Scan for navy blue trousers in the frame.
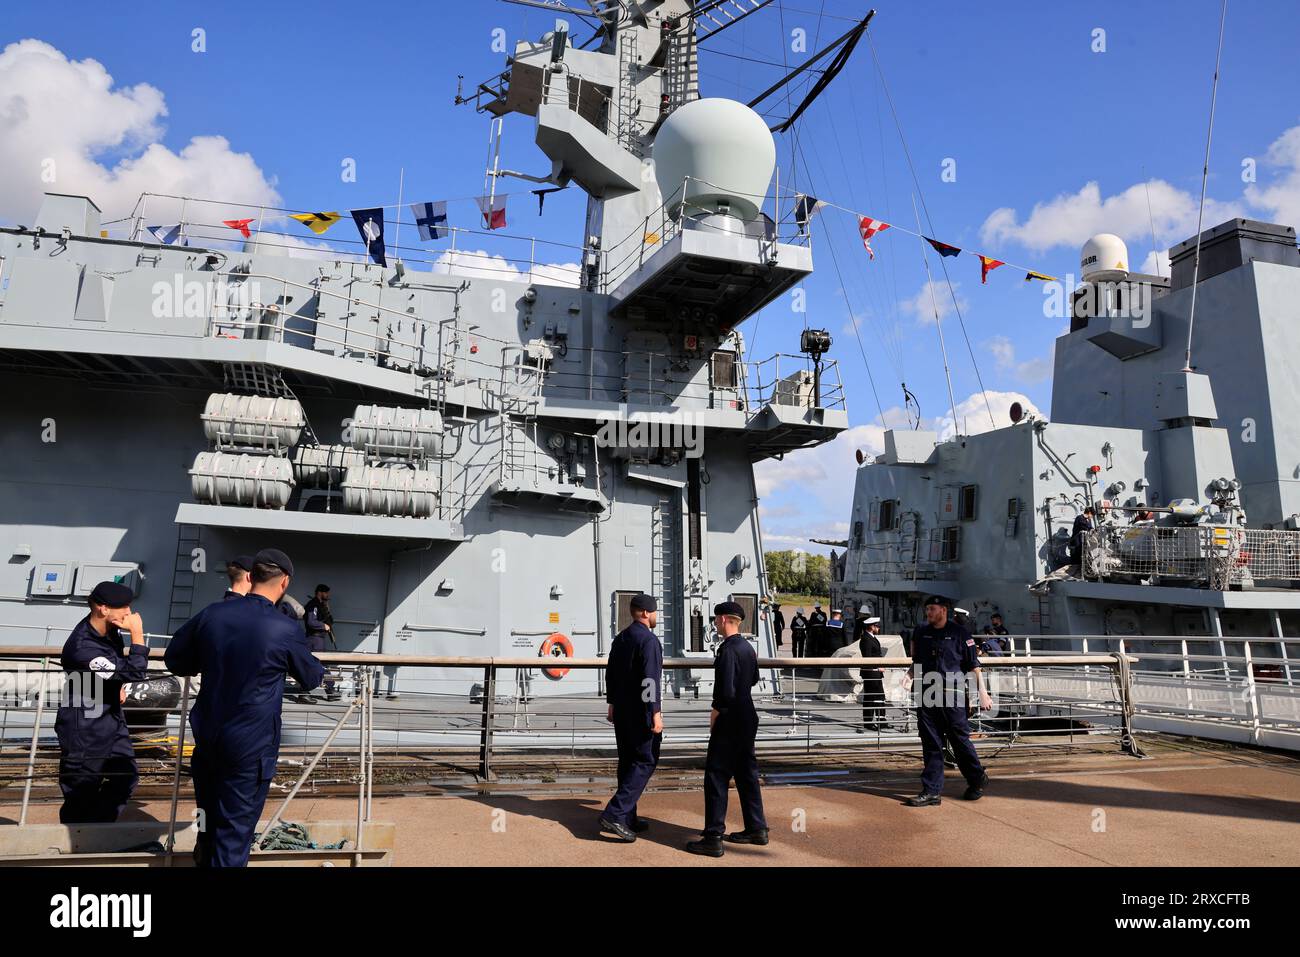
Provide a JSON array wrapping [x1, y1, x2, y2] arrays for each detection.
[[191, 749, 275, 867], [59, 753, 138, 824], [917, 705, 984, 793], [604, 722, 661, 825], [703, 717, 766, 837]]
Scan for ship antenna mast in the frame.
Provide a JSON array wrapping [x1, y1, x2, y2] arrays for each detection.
[[1182, 0, 1228, 373]]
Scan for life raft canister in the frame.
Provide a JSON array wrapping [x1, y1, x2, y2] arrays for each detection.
[[539, 632, 574, 679]]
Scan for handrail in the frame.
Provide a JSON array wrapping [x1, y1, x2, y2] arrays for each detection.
[[0, 646, 1127, 668]]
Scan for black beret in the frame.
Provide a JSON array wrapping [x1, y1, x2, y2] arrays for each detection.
[[89, 581, 133, 608], [315, 584, 331, 593], [924, 594, 953, 609], [714, 601, 745, 621], [255, 547, 295, 578], [629, 593, 657, 613], [228, 554, 256, 573]]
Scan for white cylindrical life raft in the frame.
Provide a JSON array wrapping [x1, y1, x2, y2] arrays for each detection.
[[201, 393, 305, 450], [190, 451, 295, 508], [342, 465, 438, 517], [349, 404, 442, 458]]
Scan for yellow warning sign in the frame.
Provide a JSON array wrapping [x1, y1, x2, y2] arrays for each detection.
[[548, 612, 560, 624]]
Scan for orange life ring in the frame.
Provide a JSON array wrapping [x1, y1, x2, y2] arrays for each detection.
[[539, 632, 574, 679]]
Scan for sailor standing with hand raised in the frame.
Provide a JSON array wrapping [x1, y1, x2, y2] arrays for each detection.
[[687, 602, 768, 858], [55, 581, 150, 824]]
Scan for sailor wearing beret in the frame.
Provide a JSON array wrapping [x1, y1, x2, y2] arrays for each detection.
[[55, 580, 150, 824], [166, 547, 325, 866], [598, 592, 664, 842], [687, 601, 768, 857]]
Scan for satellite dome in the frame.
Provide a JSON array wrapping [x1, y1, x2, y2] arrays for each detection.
[[652, 98, 776, 223], [1080, 233, 1130, 282]]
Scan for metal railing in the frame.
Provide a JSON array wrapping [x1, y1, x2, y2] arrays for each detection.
[[109, 192, 592, 287], [1084, 524, 1300, 589], [600, 175, 814, 294], [1004, 634, 1300, 749], [0, 645, 1144, 863]]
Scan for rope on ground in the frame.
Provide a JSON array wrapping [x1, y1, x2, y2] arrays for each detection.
[[255, 821, 348, 851]]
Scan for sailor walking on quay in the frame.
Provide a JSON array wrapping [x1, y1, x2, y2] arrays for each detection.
[[222, 555, 254, 600], [55, 582, 150, 824], [599, 593, 664, 842], [906, 595, 990, 806], [165, 548, 324, 866], [687, 602, 768, 857]]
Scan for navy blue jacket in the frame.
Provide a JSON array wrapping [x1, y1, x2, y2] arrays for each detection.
[[712, 634, 759, 726], [911, 621, 980, 676], [605, 620, 662, 728], [55, 617, 150, 759], [165, 594, 325, 770]]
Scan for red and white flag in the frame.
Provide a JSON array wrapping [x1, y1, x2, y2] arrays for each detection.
[[858, 216, 891, 259], [475, 195, 507, 231]]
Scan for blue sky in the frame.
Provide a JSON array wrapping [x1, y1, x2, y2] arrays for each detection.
[[4, 0, 1298, 551]]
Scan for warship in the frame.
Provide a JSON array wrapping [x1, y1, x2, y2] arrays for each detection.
[[832, 220, 1300, 747], [0, 0, 849, 704]]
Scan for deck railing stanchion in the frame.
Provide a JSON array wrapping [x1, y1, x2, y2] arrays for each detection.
[[18, 657, 50, 826], [479, 663, 497, 781], [164, 676, 193, 866]]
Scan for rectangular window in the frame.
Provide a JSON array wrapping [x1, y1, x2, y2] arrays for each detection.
[[877, 499, 899, 531], [940, 526, 962, 562], [730, 593, 758, 636], [959, 484, 978, 521]]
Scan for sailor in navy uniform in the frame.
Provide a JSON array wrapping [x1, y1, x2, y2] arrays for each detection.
[[165, 548, 324, 867], [598, 592, 663, 842], [906, 595, 990, 806], [55, 581, 150, 824], [222, 555, 255, 600], [856, 615, 887, 731], [687, 601, 768, 857]]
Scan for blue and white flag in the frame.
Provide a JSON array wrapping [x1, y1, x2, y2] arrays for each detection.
[[410, 201, 448, 242], [351, 208, 387, 266], [146, 224, 182, 245]]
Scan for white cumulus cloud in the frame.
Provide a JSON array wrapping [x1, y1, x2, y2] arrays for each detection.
[[432, 248, 581, 286], [900, 279, 969, 326], [0, 39, 280, 226]]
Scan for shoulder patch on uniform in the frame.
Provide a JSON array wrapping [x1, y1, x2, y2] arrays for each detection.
[[89, 655, 116, 675], [965, 639, 975, 647]]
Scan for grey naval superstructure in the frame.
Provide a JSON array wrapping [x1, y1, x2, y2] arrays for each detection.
[[835, 219, 1300, 710], [0, 1, 846, 701]]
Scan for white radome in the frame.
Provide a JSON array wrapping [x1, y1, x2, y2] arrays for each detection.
[[652, 98, 776, 222], [1080, 233, 1130, 282]]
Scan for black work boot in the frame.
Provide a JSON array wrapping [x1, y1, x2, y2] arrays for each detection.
[[905, 791, 942, 807], [726, 827, 769, 846], [686, 835, 725, 857], [963, 772, 989, 801]]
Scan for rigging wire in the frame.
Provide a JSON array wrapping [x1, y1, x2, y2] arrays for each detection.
[[864, 28, 997, 430], [913, 192, 961, 439], [795, 138, 888, 428]]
